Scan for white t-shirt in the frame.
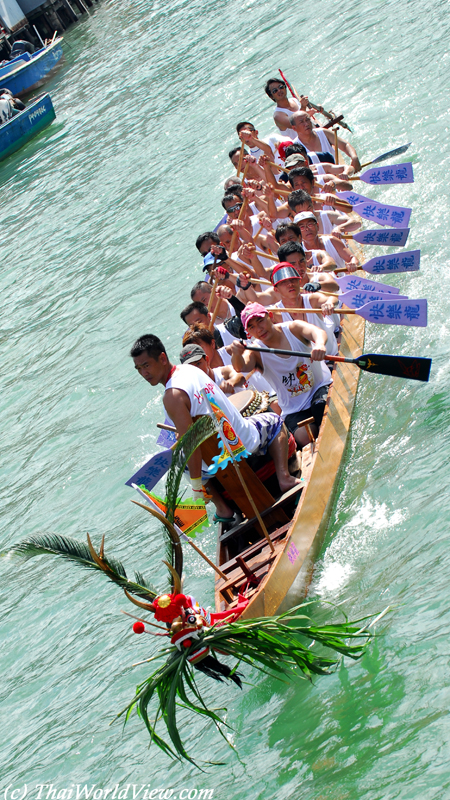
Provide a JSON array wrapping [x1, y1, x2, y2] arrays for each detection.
[[165, 364, 260, 453]]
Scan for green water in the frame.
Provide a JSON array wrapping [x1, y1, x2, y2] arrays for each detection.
[[1, 0, 449, 797]]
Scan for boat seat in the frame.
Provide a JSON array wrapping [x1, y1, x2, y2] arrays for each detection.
[[219, 483, 305, 546]]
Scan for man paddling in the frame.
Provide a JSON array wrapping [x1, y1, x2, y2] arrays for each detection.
[[229, 304, 332, 448], [289, 111, 361, 172], [294, 211, 359, 271], [131, 334, 301, 524]]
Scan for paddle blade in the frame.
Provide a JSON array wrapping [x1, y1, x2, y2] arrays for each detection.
[[341, 290, 407, 309], [125, 449, 173, 490], [363, 143, 412, 168], [354, 353, 431, 382], [352, 228, 410, 246], [359, 162, 414, 185], [357, 298, 427, 327], [336, 275, 400, 294], [352, 200, 411, 229], [362, 249, 420, 275], [336, 190, 373, 205]]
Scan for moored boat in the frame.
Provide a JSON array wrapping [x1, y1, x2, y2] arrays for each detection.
[[0, 92, 55, 161], [0, 38, 63, 97]]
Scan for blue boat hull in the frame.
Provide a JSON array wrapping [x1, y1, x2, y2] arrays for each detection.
[[0, 40, 63, 97], [0, 94, 55, 162]]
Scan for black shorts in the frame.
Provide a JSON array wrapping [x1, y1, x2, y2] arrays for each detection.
[[284, 384, 330, 434]]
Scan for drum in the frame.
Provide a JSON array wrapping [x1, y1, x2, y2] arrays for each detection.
[[228, 388, 271, 417]]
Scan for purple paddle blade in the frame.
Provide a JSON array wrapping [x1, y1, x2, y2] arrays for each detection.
[[352, 228, 410, 246], [362, 249, 420, 275], [340, 290, 407, 309], [125, 448, 173, 490], [352, 200, 411, 229], [336, 275, 400, 294], [356, 298, 427, 327], [358, 162, 414, 185], [336, 190, 373, 205]]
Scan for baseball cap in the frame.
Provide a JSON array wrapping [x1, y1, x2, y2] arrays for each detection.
[[241, 302, 268, 331], [285, 154, 307, 169], [271, 262, 302, 286], [294, 211, 318, 224], [179, 344, 206, 364]]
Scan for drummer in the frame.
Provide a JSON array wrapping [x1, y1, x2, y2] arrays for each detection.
[[229, 303, 332, 448]]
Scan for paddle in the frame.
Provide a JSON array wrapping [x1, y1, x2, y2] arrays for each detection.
[[335, 249, 420, 276], [342, 228, 410, 246], [353, 200, 411, 228], [360, 143, 411, 170], [278, 68, 353, 132], [336, 274, 400, 293], [331, 289, 408, 308], [125, 449, 173, 492], [242, 343, 431, 382], [350, 162, 414, 185], [265, 297, 427, 327]]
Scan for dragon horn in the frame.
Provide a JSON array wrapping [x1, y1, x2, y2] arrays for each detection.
[[162, 560, 182, 595], [86, 533, 115, 575], [124, 588, 156, 612]]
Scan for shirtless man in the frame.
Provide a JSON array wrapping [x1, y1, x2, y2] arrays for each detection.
[[289, 111, 361, 173], [294, 212, 359, 272], [131, 334, 300, 524], [229, 304, 332, 447]]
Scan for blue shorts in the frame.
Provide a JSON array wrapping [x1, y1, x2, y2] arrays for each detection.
[[247, 411, 283, 456]]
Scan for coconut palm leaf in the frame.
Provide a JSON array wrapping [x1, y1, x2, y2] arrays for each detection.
[[9, 533, 158, 601], [117, 604, 375, 766], [165, 415, 216, 524]]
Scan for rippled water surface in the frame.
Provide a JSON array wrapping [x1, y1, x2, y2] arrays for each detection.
[[1, 0, 450, 797]]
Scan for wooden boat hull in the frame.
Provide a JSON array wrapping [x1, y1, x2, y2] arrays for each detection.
[[0, 40, 63, 97], [214, 312, 365, 618], [0, 94, 55, 162]]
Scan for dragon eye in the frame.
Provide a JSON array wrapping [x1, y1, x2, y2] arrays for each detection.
[[186, 614, 197, 624]]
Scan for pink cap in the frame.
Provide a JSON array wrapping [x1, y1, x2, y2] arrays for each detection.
[[241, 302, 268, 331]]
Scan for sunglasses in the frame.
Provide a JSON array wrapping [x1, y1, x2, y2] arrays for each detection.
[[270, 84, 286, 95], [226, 203, 243, 213]]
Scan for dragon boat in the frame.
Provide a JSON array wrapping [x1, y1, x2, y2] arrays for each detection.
[[203, 313, 365, 618]]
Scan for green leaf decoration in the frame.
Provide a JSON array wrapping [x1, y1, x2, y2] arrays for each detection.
[[117, 604, 374, 766], [165, 416, 216, 524], [9, 533, 158, 601]]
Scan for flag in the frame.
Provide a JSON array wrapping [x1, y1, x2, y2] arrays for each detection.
[[201, 389, 250, 475], [134, 485, 208, 538]]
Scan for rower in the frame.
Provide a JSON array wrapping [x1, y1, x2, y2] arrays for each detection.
[[289, 111, 361, 173], [190, 281, 245, 325], [182, 322, 276, 397], [180, 299, 244, 346], [228, 146, 265, 182], [179, 340, 247, 395], [277, 238, 338, 279], [236, 120, 286, 165], [265, 78, 307, 139], [131, 334, 301, 524], [290, 189, 360, 237], [229, 303, 332, 448], [294, 212, 359, 272], [195, 231, 221, 256]]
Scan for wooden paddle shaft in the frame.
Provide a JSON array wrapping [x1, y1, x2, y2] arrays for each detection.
[[254, 249, 279, 262], [267, 306, 352, 315], [209, 295, 222, 330], [236, 141, 245, 177], [207, 273, 220, 313], [228, 197, 249, 256], [334, 127, 339, 164]]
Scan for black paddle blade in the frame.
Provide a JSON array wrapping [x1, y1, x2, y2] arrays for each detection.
[[354, 352, 431, 382], [369, 142, 412, 166]]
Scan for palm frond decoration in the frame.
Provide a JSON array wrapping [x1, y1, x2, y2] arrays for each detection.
[[130, 500, 183, 592], [9, 533, 158, 601], [165, 415, 216, 524], [117, 605, 374, 766]]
